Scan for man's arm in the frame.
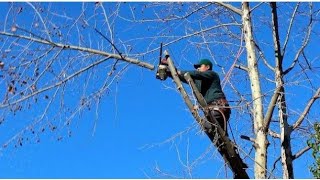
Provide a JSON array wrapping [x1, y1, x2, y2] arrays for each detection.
[[180, 70, 215, 80], [166, 69, 188, 83]]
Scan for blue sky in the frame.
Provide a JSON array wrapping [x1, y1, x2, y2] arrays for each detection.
[[0, 2, 319, 178]]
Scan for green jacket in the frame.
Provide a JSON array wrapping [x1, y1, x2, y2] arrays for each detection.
[[179, 70, 226, 104]]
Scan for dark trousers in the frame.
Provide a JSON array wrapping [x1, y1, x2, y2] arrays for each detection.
[[207, 99, 231, 136], [209, 108, 230, 135]]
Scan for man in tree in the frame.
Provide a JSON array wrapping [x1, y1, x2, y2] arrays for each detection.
[[163, 58, 231, 135]]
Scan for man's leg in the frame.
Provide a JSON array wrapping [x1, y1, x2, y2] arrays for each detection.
[[210, 110, 228, 136]]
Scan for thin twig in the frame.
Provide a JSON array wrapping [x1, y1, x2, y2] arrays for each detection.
[[283, 4, 313, 75], [0, 57, 111, 109], [282, 3, 300, 56], [94, 28, 123, 70], [26, 2, 52, 42], [269, 156, 281, 179], [139, 23, 241, 56]]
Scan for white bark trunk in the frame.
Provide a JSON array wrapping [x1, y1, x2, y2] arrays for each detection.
[[242, 2, 267, 178]]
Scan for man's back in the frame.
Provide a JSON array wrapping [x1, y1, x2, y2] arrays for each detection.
[[180, 70, 226, 104]]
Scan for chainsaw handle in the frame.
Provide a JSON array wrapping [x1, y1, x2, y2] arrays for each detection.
[[158, 43, 163, 65]]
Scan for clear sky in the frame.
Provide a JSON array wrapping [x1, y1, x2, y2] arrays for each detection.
[[0, 2, 318, 179]]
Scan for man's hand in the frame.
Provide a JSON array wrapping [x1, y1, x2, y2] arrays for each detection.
[[161, 59, 168, 65], [160, 55, 170, 65]]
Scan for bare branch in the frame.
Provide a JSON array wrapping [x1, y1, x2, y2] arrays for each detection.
[[3, 3, 13, 32], [234, 64, 249, 72], [270, 2, 283, 67], [237, 145, 276, 178], [254, 42, 275, 71], [0, 31, 155, 70], [26, 2, 52, 42], [119, 3, 214, 23], [140, 23, 241, 55], [214, 2, 243, 16], [282, 3, 300, 56], [292, 88, 320, 130], [0, 57, 111, 109], [240, 135, 255, 143], [164, 50, 203, 123], [0, 86, 61, 152], [263, 86, 282, 132], [292, 146, 311, 160], [269, 130, 280, 138], [100, 2, 115, 53], [250, 2, 265, 12], [283, 4, 313, 75], [269, 156, 281, 179]]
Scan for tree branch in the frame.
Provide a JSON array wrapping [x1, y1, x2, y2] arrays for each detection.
[[250, 2, 265, 13], [140, 23, 241, 55], [26, 2, 52, 42], [292, 88, 320, 130], [269, 129, 280, 138], [119, 3, 214, 23], [0, 31, 155, 70], [292, 146, 311, 160], [240, 135, 255, 143], [0, 57, 111, 109], [234, 64, 249, 72], [282, 3, 300, 56], [269, 156, 281, 179], [254, 42, 275, 71], [263, 86, 282, 132], [283, 4, 313, 75], [164, 51, 203, 124], [214, 2, 243, 16]]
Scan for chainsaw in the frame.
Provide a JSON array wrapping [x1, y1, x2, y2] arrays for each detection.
[[155, 43, 169, 80]]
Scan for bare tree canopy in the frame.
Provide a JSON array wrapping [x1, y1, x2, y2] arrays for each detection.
[[0, 2, 319, 178]]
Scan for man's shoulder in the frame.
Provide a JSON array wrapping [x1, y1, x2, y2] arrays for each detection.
[[208, 70, 219, 76], [181, 70, 217, 78], [204, 70, 217, 76]]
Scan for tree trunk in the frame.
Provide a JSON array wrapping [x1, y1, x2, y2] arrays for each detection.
[[278, 91, 294, 179], [270, 2, 294, 178], [242, 2, 267, 178]]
